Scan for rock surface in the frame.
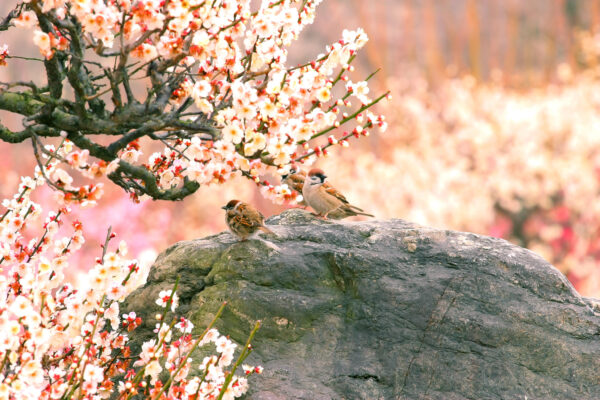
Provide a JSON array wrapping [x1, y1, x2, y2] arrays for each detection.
[[125, 210, 600, 400]]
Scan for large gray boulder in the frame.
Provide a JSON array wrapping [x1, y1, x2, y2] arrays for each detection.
[[125, 210, 600, 399]]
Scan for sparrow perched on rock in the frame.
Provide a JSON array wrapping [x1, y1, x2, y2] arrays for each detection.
[[222, 200, 274, 241], [282, 167, 363, 218], [281, 167, 308, 206], [302, 168, 374, 219]]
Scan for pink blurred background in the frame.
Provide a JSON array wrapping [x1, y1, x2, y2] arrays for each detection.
[[3, 0, 600, 296]]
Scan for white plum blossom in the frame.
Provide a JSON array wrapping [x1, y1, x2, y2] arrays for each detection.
[[83, 365, 104, 385], [10, 296, 32, 318], [175, 318, 194, 334], [222, 123, 245, 144], [156, 289, 179, 311], [348, 80, 371, 104], [144, 360, 162, 384]]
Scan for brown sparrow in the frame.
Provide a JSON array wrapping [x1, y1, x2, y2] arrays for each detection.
[[302, 168, 374, 219], [282, 167, 355, 217], [281, 167, 308, 207], [222, 200, 274, 241], [282, 166, 306, 193]]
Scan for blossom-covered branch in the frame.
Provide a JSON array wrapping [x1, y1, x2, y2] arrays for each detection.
[[0, 163, 262, 399], [0, 0, 387, 203]]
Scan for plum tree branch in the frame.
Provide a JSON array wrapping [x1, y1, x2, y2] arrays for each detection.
[[0, 1, 385, 203], [0, 5, 22, 32]]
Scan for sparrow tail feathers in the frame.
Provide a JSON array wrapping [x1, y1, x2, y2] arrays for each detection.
[[256, 237, 281, 251], [259, 226, 275, 235]]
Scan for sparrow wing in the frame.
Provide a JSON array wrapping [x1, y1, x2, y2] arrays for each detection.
[[316, 185, 345, 209], [323, 182, 350, 205], [235, 203, 265, 227], [226, 209, 241, 225], [286, 173, 305, 192], [322, 182, 370, 214]]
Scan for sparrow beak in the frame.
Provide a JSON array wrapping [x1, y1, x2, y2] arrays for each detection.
[[221, 205, 227, 210]]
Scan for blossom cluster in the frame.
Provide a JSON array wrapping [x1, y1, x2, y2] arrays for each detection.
[[0, 158, 260, 399], [0, 44, 7, 66], [4, 0, 387, 203], [28, 136, 117, 205]]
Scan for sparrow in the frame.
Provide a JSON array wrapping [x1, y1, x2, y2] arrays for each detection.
[[281, 166, 355, 217], [281, 167, 308, 207], [221, 199, 274, 241], [282, 166, 306, 193], [302, 168, 374, 219]]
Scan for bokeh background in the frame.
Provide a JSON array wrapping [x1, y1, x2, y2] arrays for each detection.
[[3, 0, 600, 296]]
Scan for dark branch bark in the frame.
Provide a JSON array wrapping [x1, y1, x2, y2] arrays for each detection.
[[0, 91, 118, 134], [0, 5, 22, 32], [32, 6, 64, 99], [109, 163, 200, 201], [106, 121, 165, 155], [68, 131, 201, 200], [67, 131, 116, 161], [0, 124, 30, 143]]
